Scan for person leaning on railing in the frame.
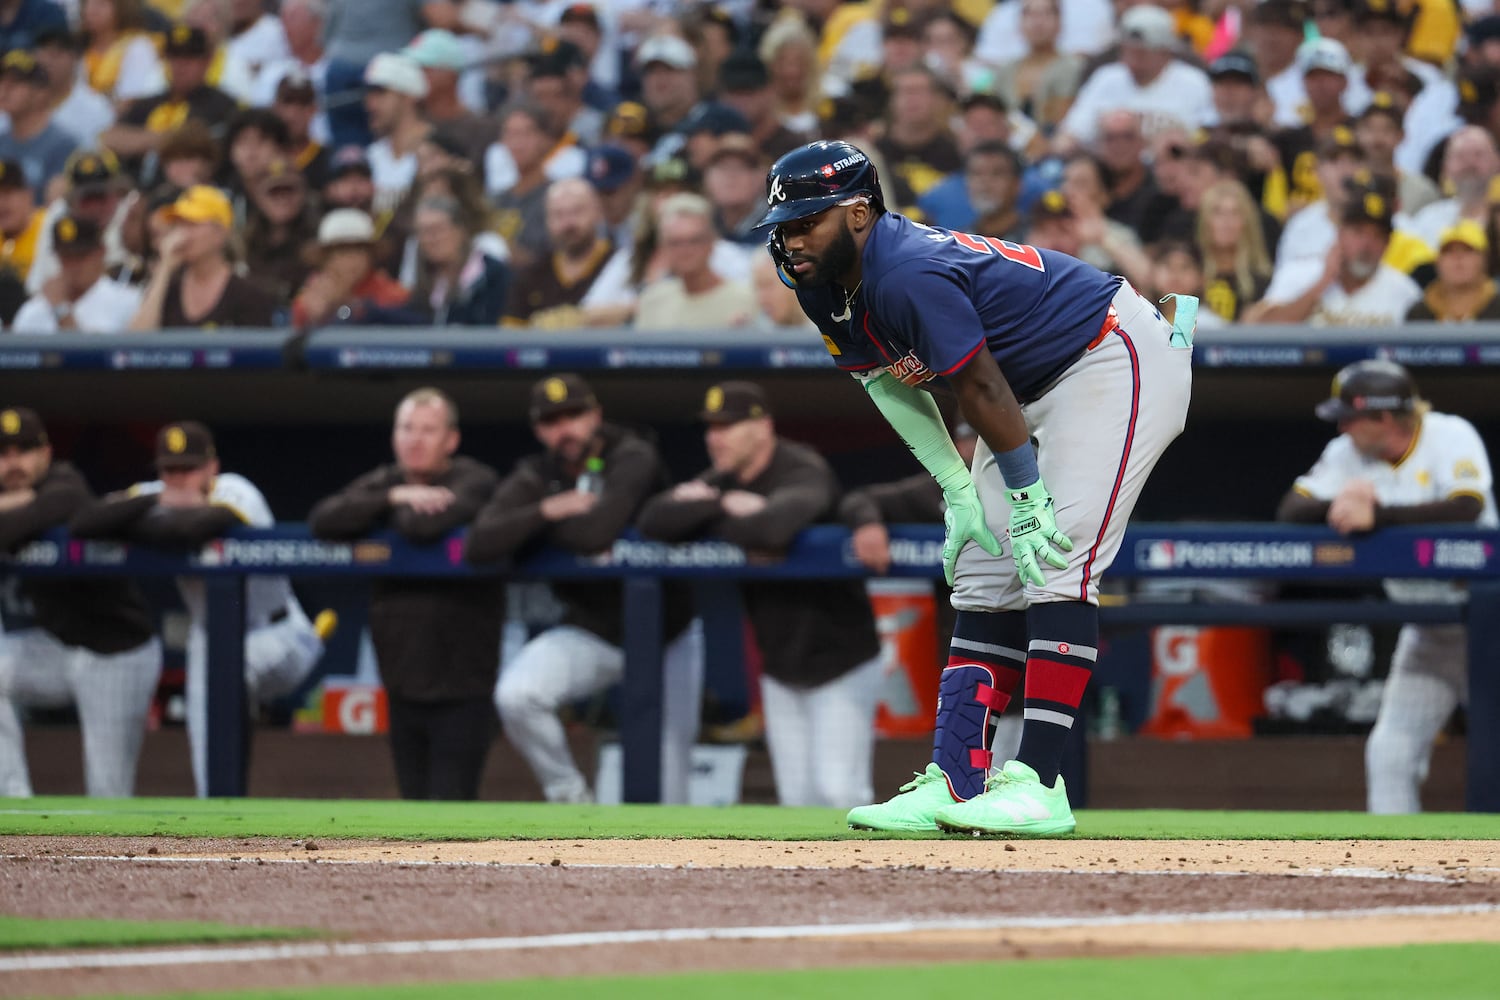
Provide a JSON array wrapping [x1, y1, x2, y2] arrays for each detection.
[[307, 387, 502, 802], [637, 381, 884, 811], [466, 374, 700, 805], [0, 407, 161, 799], [69, 420, 333, 798], [1277, 360, 1497, 814]]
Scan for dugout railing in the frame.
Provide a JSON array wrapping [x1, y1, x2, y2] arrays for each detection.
[[4, 522, 1498, 811]]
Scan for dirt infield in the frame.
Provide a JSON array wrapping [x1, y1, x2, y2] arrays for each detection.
[[5, 836, 1500, 998]]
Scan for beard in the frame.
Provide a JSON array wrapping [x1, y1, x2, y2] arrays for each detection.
[[795, 222, 859, 288], [1346, 257, 1378, 281]]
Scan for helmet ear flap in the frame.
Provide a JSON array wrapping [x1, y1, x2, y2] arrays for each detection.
[[767, 229, 798, 288]]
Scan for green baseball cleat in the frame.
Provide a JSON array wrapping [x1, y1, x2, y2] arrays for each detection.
[[933, 759, 1077, 836], [846, 763, 956, 832]]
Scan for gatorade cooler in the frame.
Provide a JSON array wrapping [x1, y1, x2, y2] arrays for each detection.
[[1140, 626, 1273, 739], [867, 579, 940, 737], [321, 681, 389, 734]]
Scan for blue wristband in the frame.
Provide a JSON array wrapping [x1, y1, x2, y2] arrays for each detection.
[[995, 442, 1039, 490]]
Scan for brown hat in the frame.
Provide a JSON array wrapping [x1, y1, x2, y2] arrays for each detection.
[[52, 214, 102, 256], [0, 407, 46, 450], [163, 23, 211, 59], [1341, 182, 1395, 229], [606, 100, 656, 141], [0, 159, 28, 192], [700, 381, 771, 424], [66, 149, 121, 192], [529, 373, 598, 421], [155, 420, 216, 469]]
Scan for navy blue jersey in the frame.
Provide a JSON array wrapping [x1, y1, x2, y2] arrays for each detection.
[[799, 213, 1122, 399]]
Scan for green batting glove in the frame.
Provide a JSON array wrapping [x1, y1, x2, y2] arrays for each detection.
[[1007, 478, 1074, 587], [941, 481, 1003, 587]]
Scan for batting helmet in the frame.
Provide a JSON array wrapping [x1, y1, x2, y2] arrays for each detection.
[[1315, 359, 1421, 422], [753, 140, 884, 232]]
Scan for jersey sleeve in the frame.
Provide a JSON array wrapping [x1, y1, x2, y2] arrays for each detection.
[[1432, 418, 1493, 505], [868, 259, 988, 377], [1293, 437, 1358, 501], [212, 474, 275, 528]]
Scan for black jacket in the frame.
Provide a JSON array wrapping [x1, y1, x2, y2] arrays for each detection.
[[0, 462, 155, 654], [638, 440, 880, 687], [308, 455, 503, 701], [466, 423, 693, 645]]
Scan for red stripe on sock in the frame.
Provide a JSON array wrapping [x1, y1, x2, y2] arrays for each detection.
[[1024, 660, 1093, 708]]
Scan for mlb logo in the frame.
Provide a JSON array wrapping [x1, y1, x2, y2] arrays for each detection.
[[821, 164, 835, 177], [1139, 540, 1175, 570]]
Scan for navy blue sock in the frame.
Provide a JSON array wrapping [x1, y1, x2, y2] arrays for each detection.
[[1016, 601, 1098, 788]]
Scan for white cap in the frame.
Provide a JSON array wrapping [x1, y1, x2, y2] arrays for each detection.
[[402, 28, 467, 71], [364, 52, 428, 98], [1299, 37, 1351, 77], [635, 33, 696, 71], [1119, 5, 1178, 49], [318, 208, 377, 247]]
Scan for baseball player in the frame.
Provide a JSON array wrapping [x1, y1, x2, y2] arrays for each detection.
[[70, 421, 331, 797], [467, 374, 702, 805], [639, 381, 884, 808], [0, 407, 161, 797], [1278, 361, 1496, 813], [759, 140, 1195, 835]]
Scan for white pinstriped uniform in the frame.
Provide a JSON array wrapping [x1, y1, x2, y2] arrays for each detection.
[[132, 473, 325, 797], [0, 597, 162, 797], [1293, 410, 1497, 813]]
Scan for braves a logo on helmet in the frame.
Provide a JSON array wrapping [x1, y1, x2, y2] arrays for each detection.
[[767, 175, 787, 205]]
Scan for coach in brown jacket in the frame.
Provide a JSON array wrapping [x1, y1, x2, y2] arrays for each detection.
[[638, 381, 882, 808], [308, 388, 502, 801], [467, 374, 699, 804]]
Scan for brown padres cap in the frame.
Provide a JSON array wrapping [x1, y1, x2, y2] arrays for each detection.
[[529, 373, 599, 421], [0, 407, 46, 450], [53, 214, 103, 255], [700, 381, 771, 424], [155, 420, 216, 469]]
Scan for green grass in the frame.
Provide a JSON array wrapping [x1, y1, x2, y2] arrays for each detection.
[[70, 944, 1500, 1000], [2, 796, 1499, 841], [0, 915, 318, 951]]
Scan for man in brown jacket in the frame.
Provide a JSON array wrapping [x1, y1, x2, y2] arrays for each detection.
[[638, 381, 883, 808], [0, 407, 161, 798], [466, 374, 700, 804], [308, 388, 502, 801]]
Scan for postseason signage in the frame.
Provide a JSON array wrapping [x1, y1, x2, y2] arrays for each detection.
[[1129, 528, 1500, 579], [4, 526, 1497, 582]]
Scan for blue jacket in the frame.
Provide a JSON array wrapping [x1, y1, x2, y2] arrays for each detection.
[[432, 254, 510, 326]]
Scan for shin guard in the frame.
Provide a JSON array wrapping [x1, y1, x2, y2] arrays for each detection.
[[932, 663, 1006, 801]]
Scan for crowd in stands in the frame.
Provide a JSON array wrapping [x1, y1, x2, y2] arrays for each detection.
[[0, 0, 1498, 334]]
